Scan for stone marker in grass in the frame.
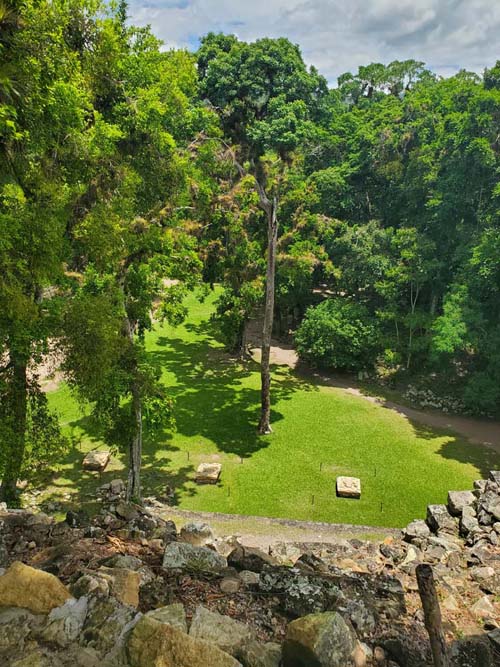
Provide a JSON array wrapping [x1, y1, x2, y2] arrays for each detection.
[[82, 450, 110, 472], [195, 463, 222, 485], [336, 476, 361, 499]]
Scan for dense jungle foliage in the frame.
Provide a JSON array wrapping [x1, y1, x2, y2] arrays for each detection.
[[1, 0, 499, 501]]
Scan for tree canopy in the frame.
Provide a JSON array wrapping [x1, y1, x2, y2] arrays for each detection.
[[1, 7, 500, 504]]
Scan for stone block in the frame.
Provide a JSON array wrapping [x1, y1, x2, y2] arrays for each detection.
[[189, 605, 253, 655], [96, 567, 141, 607], [336, 476, 361, 499], [195, 463, 221, 484], [82, 450, 110, 472], [146, 603, 188, 633]]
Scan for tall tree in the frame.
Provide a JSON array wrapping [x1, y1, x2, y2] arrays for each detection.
[[0, 0, 95, 503], [61, 27, 212, 501], [197, 33, 328, 432]]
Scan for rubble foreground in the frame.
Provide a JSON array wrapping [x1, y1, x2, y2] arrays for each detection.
[[0, 472, 499, 666]]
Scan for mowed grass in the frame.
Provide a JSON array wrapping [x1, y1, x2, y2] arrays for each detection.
[[46, 289, 500, 528]]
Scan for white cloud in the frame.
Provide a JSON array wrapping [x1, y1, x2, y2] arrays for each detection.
[[128, 0, 500, 83]]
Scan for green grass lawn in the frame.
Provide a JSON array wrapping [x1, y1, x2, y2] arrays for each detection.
[[46, 289, 500, 528]]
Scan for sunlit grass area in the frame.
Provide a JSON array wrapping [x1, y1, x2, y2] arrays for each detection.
[[46, 289, 500, 528]]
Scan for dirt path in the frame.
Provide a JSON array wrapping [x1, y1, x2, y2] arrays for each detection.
[[307, 369, 500, 454], [152, 505, 398, 550], [250, 337, 500, 455]]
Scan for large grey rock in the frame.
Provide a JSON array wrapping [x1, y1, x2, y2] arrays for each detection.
[[82, 594, 138, 658], [282, 612, 356, 667], [447, 491, 476, 516], [470, 595, 496, 619], [426, 504, 456, 534], [180, 522, 214, 547], [470, 566, 500, 595], [479, 488, 500, 522], [146, 603, 187, 632], [259, 565, 405, 634], [82, 450, 110, 472], [403, 520, 430, 541], [259, 566, 344, 618], [427, 535, 461, 553], [474, 480, 487, 494], [489, 470, 500, 485], [460, 513, 481, 537], [42, 596, 88, 647], [486, 499, 500, 522], [162, 542, 227, 573], [477, 509, 494, 526], [115, 501, 140, 522], [189, 606, 253, 656]]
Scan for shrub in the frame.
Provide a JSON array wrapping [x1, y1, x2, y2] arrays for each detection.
[[295, 298, 379, 371], [463, 372, 500, 417]]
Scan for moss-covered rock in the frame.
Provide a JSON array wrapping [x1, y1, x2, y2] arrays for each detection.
[[282, 612, 356, 667], [0, 562, 72, 614], [127, 615, 242, 667]]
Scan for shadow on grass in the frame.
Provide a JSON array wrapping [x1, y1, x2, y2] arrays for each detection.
[[37, 316, 315, 512], [436, 437, 500, 480], [295, 363, 500, 480], [37, 430, 199, 514], [147, 320, 313, 459]]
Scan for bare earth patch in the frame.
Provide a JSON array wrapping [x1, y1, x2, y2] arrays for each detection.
[[154, 506, 398, 552]]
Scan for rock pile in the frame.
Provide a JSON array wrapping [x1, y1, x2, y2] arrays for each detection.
[[0, 471, 498, 666], [402, 470, 500, 597]]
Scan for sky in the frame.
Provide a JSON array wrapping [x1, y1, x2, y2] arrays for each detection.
[[127, 0, 500, 84]]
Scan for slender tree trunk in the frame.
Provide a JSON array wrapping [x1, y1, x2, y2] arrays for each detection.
[[430, 293, 437, 316], [258, 198, 278, 435], [124, 316, 142, 503], [407, 328, 413, 370], [0, 357, 28, 506], [407, 282, 420, 370], [127, 377, 142, 502], [239, 319, 248, 361]]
